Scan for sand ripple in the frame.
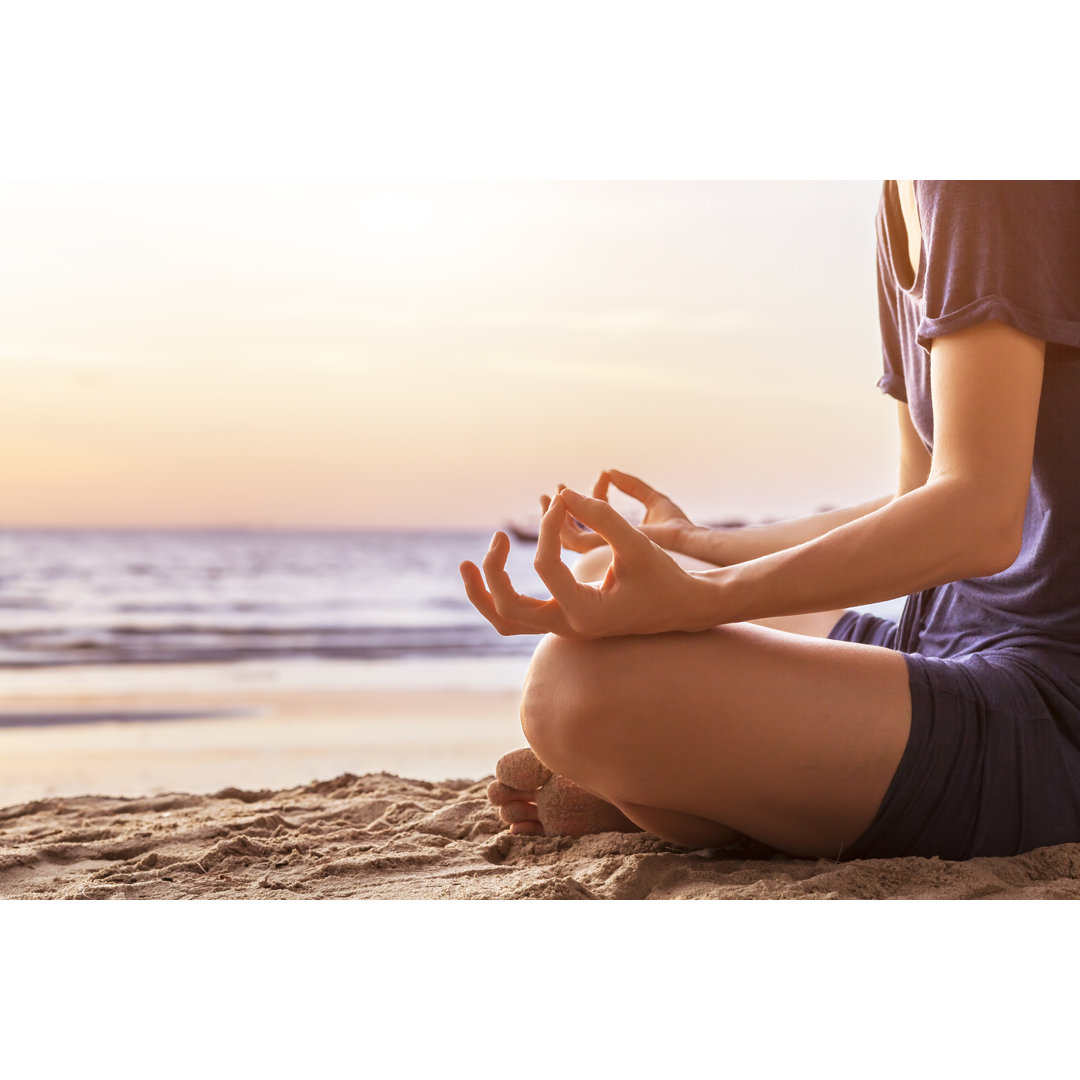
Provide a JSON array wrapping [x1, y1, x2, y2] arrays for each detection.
[[3, 773, 1080, 899]]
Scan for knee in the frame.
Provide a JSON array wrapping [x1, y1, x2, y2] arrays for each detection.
[[519, 634, 611, 777], [571, 545, 613, 584]]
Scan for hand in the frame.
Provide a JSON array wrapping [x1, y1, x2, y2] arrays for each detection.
[[538, 486, 606, 554], [460, 488, 716, 639], [594, 469, 697, 551], [539, 470, 698, 555]]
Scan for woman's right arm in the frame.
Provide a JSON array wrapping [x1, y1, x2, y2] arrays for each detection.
[[604, 402, 933, 567]]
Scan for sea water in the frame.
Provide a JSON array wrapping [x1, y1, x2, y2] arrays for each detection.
[[0, 527, 905, 699], [0, 528, 546, 696]]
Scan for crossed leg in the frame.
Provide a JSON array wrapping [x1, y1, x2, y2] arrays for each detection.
[[515, 625, 911, 857], [487, 548, 911, 858]]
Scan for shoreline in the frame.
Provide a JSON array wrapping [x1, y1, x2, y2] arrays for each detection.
[[0, 681, 524, 808]]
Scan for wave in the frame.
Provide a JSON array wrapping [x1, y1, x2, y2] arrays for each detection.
[[0, 527, 550, 669], [0, 622, 536, 667]]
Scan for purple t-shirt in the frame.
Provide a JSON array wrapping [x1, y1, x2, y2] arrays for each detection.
[[876, 180, 1080, 660]]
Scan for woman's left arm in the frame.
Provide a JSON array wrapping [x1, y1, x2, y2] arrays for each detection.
[[463, 320, 1045, 638], [694, 319, 1046, 625]]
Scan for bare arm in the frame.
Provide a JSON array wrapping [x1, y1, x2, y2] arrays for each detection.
[[463, 320, 1044, 641], [595, 401, 929, 568], [675, 494, 893, 566], [693, 320, 1044, 624]]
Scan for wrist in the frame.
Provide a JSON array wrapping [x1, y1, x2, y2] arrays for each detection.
[[674, 522, 708, 556], [681, 523, 734, 566], [684, 565, 737, 630]]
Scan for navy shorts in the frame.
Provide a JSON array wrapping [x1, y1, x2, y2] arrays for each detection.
[[829, 611, 1080, 860]]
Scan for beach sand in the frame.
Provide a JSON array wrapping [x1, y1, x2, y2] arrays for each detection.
[[4, 682, 1080, 899], [5, 767, 1080, 899], [2, 685, 1080, 898]]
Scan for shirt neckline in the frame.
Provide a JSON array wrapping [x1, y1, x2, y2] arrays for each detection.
[[883, 180, 925, 298]]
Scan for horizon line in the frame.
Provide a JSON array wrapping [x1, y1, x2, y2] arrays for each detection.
[[0, 521, 504, 534]]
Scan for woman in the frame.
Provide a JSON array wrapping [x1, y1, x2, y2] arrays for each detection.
[[460, 181, 1080, 861]]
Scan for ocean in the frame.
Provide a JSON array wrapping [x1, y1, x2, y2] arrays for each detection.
[[0, 528, 546, 696], [0, 526, 906, 699]]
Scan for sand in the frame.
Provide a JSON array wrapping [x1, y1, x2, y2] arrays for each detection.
[[5, 768, 1080, 899], [4, 680, 1080, 899]]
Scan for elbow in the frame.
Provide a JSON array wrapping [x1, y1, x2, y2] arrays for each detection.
[[969, 513, 1025, 578], [925, 475, 1026, 580], [972, 537, 1021, 579]]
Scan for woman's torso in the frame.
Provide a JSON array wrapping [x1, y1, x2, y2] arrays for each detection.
[[876, 180, 1080, 671]]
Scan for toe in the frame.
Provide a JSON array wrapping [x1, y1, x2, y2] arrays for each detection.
[[499, 801, 540, 825], [495, 747, 554, 791], [509, 820, 545, 836], [487, 779, 537, 806]]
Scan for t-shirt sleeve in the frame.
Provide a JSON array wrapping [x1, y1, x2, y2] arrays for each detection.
[[915, 181, 1080, 352]]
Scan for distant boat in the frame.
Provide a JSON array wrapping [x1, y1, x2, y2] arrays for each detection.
[[505, 521, 539, 543], [505, 515, 756, 544]]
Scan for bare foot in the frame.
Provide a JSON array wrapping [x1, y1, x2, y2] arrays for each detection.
[[487, 747, 642, 837]]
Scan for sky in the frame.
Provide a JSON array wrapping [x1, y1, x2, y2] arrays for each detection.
[[0, 180, 899, 529], [0, 3, 1068, 533]]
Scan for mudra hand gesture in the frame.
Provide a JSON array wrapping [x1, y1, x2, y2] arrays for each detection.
[[543, 469, 698, 554], [460, 486, 713, 640]]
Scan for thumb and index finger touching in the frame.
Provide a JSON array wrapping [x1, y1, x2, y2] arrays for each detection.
[[540, 469, 666, 556], [532, 488, 654, 608], [598, 468, 666, 510], [555, 488, 654, 558]]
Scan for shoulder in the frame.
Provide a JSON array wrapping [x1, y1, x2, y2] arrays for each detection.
[[916, 181, 1080, 244], [914, 182, 1080, 350]]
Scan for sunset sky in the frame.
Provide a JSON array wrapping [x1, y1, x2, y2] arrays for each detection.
[[0, 180, 896, 529]]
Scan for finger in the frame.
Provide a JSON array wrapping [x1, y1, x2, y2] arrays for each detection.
[[558, 488, 654, 557], [561, 528, 607, 553], [534, 496, 588, 600], [460, 559, 505, 626], [464, 549, 550, 636], [543, 490, 582, 534], [481, 532, 520, 613], [548, 492, 583, 549], [553, 484, 586, 530], [463, 554, 568, 638], [555, 483, 591, 533], [460, 559, 519, 635], [482, 533, 567, 633], [592, 470, 612, 502], [605, 468, 664, 509], [544, 490, 595, 549]]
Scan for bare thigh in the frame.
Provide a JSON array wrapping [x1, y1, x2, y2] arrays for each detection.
[[520, 624, 911, 858]]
